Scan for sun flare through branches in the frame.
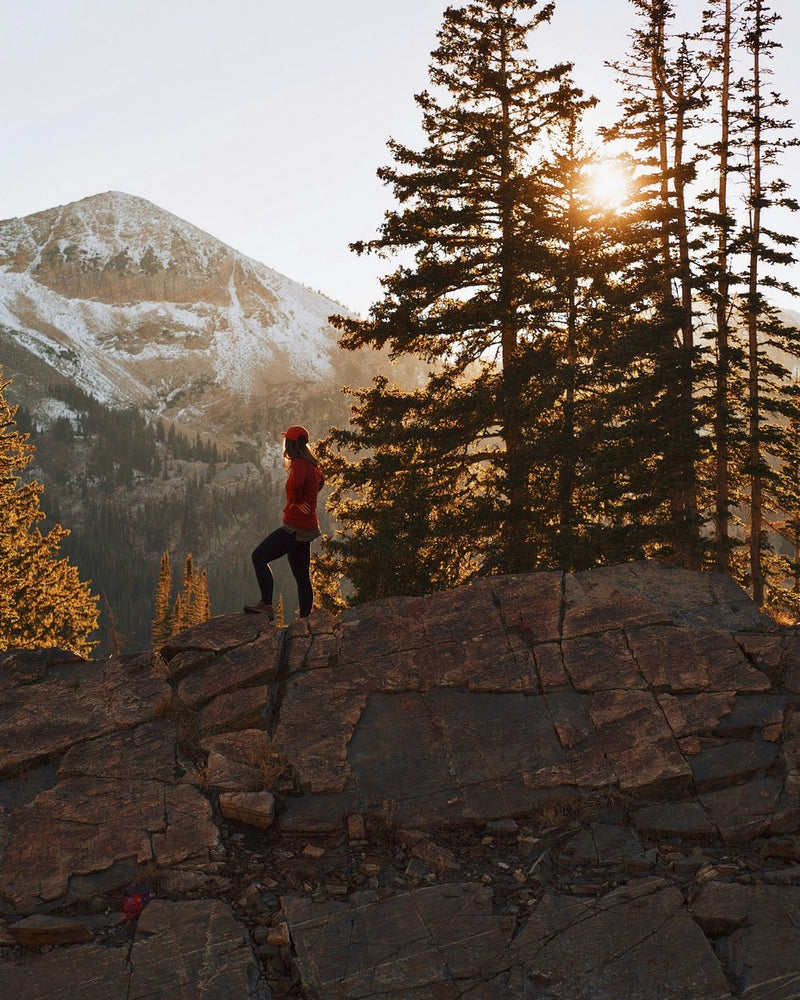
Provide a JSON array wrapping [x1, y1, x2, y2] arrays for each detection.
[[585, 159, 631, 210]]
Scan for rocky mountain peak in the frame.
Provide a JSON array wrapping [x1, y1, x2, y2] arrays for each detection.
[[0, 190, 245, 300], [0, 191, 362, 437]]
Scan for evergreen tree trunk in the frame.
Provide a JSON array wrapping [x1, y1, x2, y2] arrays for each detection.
[[745, 0, 765, 605], [671, 49, 701, 567], [497, 12, 527, 566], [650, 7, 701, 566], [554, 120, 581, 566], [713, 0, 733, 571]]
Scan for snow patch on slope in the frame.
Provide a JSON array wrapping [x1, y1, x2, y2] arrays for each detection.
[[0, 191, 350, 423]]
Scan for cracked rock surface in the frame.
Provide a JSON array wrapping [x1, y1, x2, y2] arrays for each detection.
[[2, 561, 800, 999]]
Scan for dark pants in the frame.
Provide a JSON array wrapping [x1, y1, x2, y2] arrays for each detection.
[[251, 527, 313, 617]]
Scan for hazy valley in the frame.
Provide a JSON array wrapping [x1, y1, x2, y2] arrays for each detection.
[[0, 191, 401, 650]]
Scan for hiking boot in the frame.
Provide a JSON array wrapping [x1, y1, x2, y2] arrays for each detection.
[[243, 600, 275, 619]]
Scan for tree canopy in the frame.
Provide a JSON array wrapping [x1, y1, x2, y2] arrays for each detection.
[[0, 373, 99, 657], [320, 0, 800, 613]]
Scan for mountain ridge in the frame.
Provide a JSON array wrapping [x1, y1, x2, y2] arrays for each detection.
[[0, 190, 368, 446]]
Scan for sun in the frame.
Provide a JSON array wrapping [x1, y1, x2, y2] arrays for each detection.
[[586, 160, 631, 209]]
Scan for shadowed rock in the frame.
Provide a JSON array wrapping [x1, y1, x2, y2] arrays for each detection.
[[2, 561, 800, 999]]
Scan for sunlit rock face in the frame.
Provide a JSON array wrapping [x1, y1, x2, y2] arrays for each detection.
[[2, 560, 800, 999]]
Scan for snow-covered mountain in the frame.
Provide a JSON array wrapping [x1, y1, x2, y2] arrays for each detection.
[[0, 191, 369, 443]]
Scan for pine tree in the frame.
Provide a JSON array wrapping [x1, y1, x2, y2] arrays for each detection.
[[325, 0, 589, 600], [165, 553, 212, 636], [150, 549, 172, 648], [197, 567, 211, 624], [182, 553, 199, 627], [309, 537, 348, 613], [533, 112, 643, 568], [170, 592, 184, 637], [698, 0, 744, 572], [0, 374, 99, 657], [734, 0, 800, 605], [602, 0, 708, 566]]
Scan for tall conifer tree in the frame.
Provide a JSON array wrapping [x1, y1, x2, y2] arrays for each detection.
[[533, 113, 633, 567], [734, 0, 800, 605], [325, 0, 589, 599], [602, 0, 707, 566], [698, 0, 744, 572], [171, 553, 212, 631]]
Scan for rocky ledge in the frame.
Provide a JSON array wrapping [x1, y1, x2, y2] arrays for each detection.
[[1, 561, 800, 999]]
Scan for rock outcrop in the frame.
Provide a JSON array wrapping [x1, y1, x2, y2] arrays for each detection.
[[2, 561, 800, 999]]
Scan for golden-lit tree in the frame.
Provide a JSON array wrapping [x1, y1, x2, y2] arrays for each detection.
[[167, 553, 211, 636], [0, 374, 99, 657], [150, 549, 172, 648]]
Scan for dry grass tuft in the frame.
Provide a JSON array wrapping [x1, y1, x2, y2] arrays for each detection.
[[766, 605, 799, 627], [156, 693, 200, 751], [527, 789, 633, 833], [365, 799, 400, 843], [243, 734, 291, 792], [136, 857, 163, 890]]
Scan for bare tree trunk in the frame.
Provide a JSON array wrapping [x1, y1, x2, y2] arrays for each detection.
[[558, 127, 579, 565], [650, 3, 700, 567], [714, 0, 733, 571], [496, 18, 527, 568], [671, 44, 700, 567], [747, 0, 765, 605]]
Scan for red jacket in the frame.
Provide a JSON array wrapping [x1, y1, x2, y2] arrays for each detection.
[[282, 457, 324, 533]]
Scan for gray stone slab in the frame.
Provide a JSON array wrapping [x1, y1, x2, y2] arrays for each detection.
[[566, 561, 768, 634], [715, 694, 790, 737], [278, 790, 362, 834], [562, 630, 645, 691], [129, 899, 262, 1000], [543, 691, 595, 749], [632, 800, 716, 839], [158, 612, 277, 661], [692, 883, 800, 1000], [283, 883, 512, 999], [347, 690, 563, 824], [488, 572, 563, 644], [700, 774, 783, 843], [510, 882, 731, 1000], [689, 739, 779, 792], [347, 691, 456, 805], [3, 943, 130, 1000], [176, 632, 278, 707], [561, 822, 648, 869]]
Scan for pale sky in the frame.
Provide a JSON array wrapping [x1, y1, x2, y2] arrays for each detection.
[[3, 0, 799, 315]]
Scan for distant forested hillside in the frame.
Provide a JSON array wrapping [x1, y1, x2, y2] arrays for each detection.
[[11, 381, 335, 653]]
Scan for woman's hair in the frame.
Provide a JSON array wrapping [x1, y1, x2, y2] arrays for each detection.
[[284, 435, 319, 466]]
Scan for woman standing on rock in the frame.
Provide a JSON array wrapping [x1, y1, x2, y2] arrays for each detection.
[[244, 425, 324, 620]]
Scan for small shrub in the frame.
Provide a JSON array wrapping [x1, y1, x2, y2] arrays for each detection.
[[243, 735, 290, 791]]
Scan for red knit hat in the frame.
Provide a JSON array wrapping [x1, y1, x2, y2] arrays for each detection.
[[283, 425, 310, 442]]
